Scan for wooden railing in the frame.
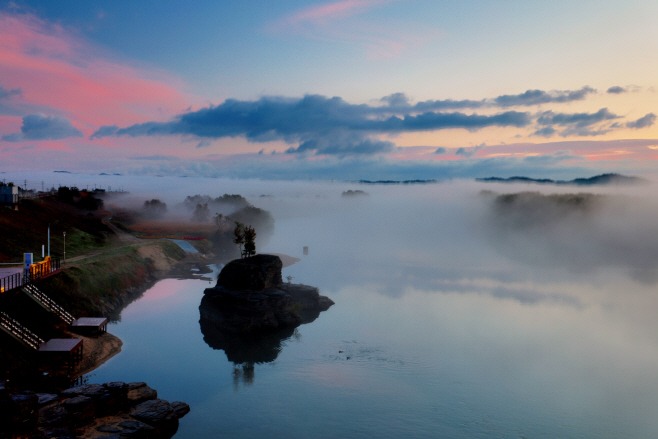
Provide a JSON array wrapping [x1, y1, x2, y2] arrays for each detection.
[[22, 283, 74, 325], [0, 311, 44, 350]]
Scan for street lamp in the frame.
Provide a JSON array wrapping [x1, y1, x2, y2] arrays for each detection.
[[63, 231, 66, 263]]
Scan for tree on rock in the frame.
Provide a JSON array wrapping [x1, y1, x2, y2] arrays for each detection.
[[243, 225, 257, 257], [233, 222, 245, 256]]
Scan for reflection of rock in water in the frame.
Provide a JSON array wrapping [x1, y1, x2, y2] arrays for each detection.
[[199, 314, 296, 364], [199, 254, 333, 385], [232, 363, 255, 389], [199, 297, 307, 387]]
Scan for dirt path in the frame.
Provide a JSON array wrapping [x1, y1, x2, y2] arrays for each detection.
[[101, 207, 141, 244], [64, 210, 168, 265]]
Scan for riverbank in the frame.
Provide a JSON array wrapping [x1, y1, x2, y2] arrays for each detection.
[[1, 380, 190, 439]]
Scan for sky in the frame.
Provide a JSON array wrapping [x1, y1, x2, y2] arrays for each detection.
[[1, 0, 658, 181]]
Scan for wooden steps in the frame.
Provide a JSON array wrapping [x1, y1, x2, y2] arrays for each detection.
[[0, 311, 44, 350], [21, 283, 75, 324]]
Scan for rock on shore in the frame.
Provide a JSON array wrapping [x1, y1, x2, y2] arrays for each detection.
[[0, 381, 189, 439], [201, 254, 334, 333]]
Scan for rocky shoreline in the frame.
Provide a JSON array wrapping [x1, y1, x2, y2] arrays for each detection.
[[1, 381, 189, 439]]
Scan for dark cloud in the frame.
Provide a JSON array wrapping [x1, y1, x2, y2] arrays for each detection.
[[380, 92, 409, 106], [493, 86, 596, 107], [533, 126, 557, 138], [1, 114, 83, 142], [535, 108, 620, 137], [412, 98, 486, 111], [0, 85, 22, 100], [607, 86, 626, 94], [91, 94, 531, 156], [387, 87, 596, 112], [455, 143, 485, 158], [89, 125, 119, 139], [522, 152, 578, 165], [434, 147, 447, 154], [196, 139, 212, 148], [626, 113, 656, 129], [286, 132, 395, 156]]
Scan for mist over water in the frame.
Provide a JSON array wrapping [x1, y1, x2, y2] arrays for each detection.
[[10, 171, 658, 437]]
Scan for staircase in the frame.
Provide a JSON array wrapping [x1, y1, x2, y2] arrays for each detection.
[[0, 311, 44, 350], [21, 283, 75, 325]]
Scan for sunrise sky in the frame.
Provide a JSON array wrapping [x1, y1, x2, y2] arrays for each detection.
[[1, 0, 657, 180]]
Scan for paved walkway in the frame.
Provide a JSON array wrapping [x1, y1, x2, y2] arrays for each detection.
[[0, 267, 22, 278]]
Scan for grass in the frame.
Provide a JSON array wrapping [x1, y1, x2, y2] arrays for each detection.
[[39, 242, 186, 318], [0, 197, 111, 262]]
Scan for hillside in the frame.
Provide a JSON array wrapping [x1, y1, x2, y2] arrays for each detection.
[[0, 195, 112, 263], [476, 173, 647, 186]]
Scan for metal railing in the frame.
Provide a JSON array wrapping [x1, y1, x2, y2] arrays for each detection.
[[22, 283, 74, 324], [0, 311, 44, 350], [0, 257, 60, 294], [1, 272, 21, 293]]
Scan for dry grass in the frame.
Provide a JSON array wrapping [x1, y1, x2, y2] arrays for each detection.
[[129, 219, 216, 236]]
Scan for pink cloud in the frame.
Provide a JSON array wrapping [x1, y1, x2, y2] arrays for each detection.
[[269, 0, 429, 59], [285, 0, 387, 24], [0, 12, 195, 138]]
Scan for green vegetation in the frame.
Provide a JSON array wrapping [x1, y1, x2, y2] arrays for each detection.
[[40, 242, 186, 318], [0, 197, 111, 262], [190, 238, 213, 254], [286, 302, 303, 317]]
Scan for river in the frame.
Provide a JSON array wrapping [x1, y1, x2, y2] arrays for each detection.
[[79, 180, 658, 438]]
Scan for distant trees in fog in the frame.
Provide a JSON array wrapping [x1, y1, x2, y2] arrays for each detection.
[[143, 199, 167, 219]]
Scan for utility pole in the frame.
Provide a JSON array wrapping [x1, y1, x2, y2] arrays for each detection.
[[63, 231, 66, 263], [48, 224, 50, 257]]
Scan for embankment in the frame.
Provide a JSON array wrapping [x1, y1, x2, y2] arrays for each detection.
[[38, 241, 188, 318]]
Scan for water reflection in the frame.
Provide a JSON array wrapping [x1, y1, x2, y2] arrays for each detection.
[[199, 297, 306, 386]]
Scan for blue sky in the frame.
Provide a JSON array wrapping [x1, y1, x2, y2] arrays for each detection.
[[1, 0, 657, 180]]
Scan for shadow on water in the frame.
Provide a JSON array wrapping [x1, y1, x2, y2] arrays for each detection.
[[198, 298, 311, 388]]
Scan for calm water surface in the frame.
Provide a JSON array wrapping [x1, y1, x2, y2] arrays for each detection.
[[84, 182, 658, 438]]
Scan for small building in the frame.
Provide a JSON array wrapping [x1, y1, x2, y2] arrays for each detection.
[[0, 185, 18, 204]]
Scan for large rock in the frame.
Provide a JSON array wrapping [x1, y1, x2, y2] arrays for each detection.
[[127, 382, 158, 405], [63, 395, 95, 426], [39, 402, 68, 427], [130, 399, 176, 425], [202, 255, 333, 334], [216, 254, 283, 290], [170, 401, 190, 418], [5, 381, 189, 439], [130, 399, 179, 436], [9, 391, 39, 430], [101, 381, 129, 412]]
